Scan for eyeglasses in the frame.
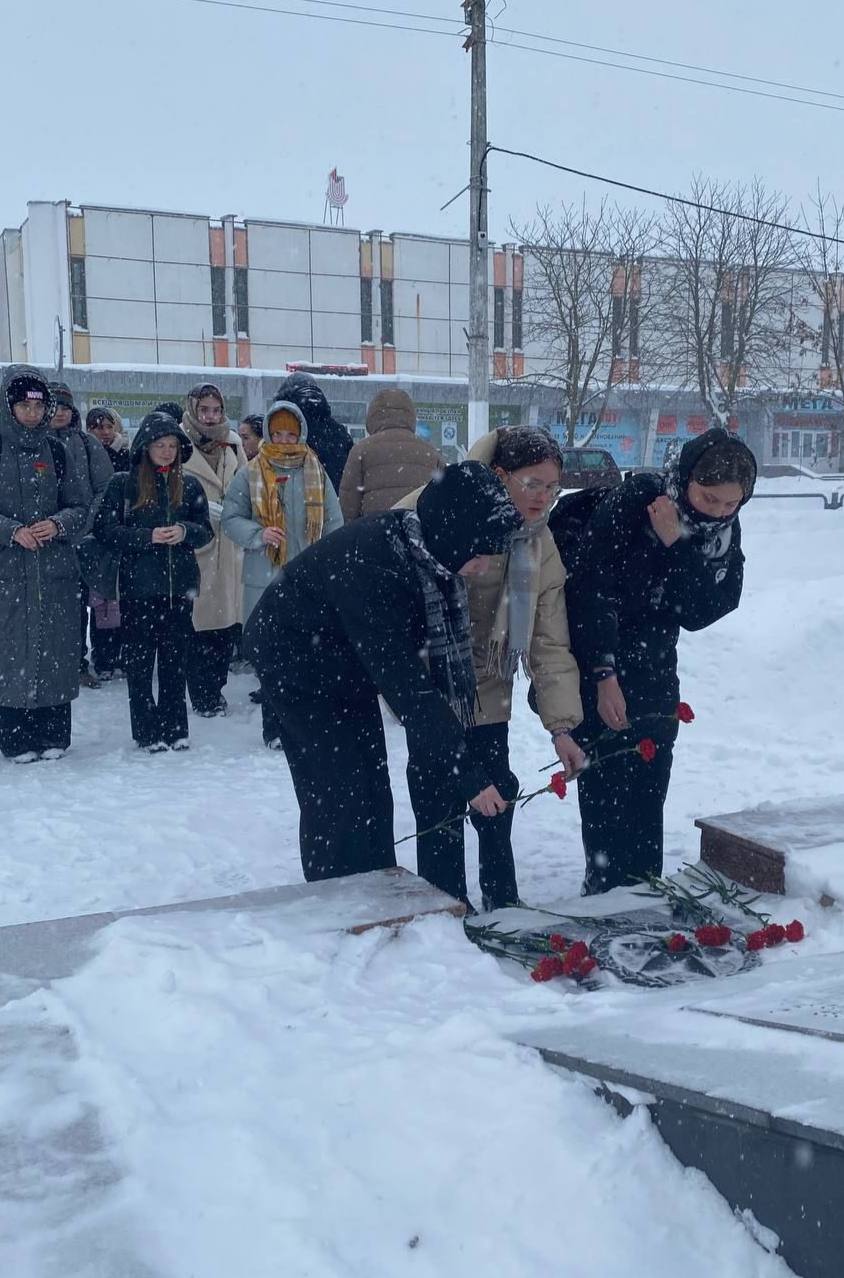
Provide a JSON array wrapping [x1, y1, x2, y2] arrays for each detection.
[[511, 475, 562, 499]]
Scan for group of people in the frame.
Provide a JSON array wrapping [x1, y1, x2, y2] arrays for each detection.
[[0, 359, 756, 907]]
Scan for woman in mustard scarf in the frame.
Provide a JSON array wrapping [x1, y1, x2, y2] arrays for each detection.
[[222, 399, 343, 744]]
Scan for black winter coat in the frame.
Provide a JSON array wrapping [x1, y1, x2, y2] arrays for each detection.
[[102, 442, 131, 473], [563, 473, 744, 716], [94, 470, 213, 601], [245, 512, 490, 802], [273, 374, 353, 495]]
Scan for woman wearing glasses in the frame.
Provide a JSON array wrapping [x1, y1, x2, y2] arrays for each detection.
[[399, 426, 584, 911]]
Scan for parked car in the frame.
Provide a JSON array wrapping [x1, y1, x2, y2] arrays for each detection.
[[558, 446, 622, 490]]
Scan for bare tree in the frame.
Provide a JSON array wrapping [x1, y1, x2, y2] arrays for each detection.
[[793, 187, 844, 395], [661, 177, 796, 425], [511, 200, 662, 446]]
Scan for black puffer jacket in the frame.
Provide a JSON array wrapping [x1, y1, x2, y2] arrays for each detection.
[[273, 373, 353, 494], [562, 429, 754, 718], [93, 413, 213, 600]]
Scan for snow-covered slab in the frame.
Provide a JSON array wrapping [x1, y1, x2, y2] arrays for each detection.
[[515, 951, 844, 1147], [688, 971, 844, 1044], [697, 796, 844, 897], [0, 867, 463, 985]]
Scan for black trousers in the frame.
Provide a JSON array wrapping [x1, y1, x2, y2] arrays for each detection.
[[573, 673, 677, 894], [186, 625, 236, 712], [408, 721, 520, 906], [0, 704, 71, 757], [271, 688, 397, 882], [261, 694, 280, 745], [122, 596, 193, 747], [90, 619, 122, 675]]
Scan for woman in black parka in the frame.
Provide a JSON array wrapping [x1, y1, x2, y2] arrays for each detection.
[[560, 428, 757, 894], [93, 413, 213, 752], [245, 461, 523, 887]]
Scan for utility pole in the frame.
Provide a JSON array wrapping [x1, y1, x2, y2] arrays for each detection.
[[464, 0, 489, 447]]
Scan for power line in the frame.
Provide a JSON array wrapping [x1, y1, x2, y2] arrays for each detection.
[[185, 0, 462, 37], [184, 0, 844, 115], [196, 0, 844, 106], [486, 37, 844, 114], [491, 24, 844, 104], [485, 144, 844, 246]]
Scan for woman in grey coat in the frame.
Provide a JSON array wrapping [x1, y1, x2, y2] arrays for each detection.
[[222, 398, 343, 746], [0, 366, 89, 762]]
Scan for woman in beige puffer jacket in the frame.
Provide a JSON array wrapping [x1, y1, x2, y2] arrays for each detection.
[[397, 426, 583, 910]]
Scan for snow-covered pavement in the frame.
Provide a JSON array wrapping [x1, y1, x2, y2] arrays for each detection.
[[1, 487, 842, 1276]]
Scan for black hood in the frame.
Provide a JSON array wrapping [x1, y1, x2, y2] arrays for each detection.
[[416, 461, 523, 574], [130, 412, 193, 465], [1, 364, 55, 450], [274, 373, 331, 427], [49, 381, 82, 432], [677, 428, 757, 505]]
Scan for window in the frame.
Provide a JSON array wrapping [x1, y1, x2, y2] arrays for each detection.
[[512, 289, 523, 349], [720, 301, 734, 359], [380, 278, 394, 345], [611, 295, 624, 358], [629, 298, 640, 359], [69, 256, 88, 330], [493, 286, 505, 348], [360, 277, 373, 342], [234, 267, 249, 336], [211, 265, 226, 338], [822, 307, 832, 366]]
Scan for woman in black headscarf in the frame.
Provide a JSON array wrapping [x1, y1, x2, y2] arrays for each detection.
[[558, 428, 757, 895], [245, 461, 523, 887]]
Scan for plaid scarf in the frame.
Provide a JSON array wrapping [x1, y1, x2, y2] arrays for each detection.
[[249, 442, 326, 568], [390, 511, 477, 728]]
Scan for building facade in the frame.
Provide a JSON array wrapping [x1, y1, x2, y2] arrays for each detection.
[[1, 200, 841, 471]]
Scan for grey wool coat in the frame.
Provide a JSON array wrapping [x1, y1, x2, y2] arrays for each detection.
[[0, 366, 89, 708], [221, 403, 344, 622]]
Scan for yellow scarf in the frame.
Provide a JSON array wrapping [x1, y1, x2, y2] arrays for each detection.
[[249, 442, 326, 568]]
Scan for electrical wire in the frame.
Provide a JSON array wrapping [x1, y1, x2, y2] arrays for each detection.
[[486, 36, 844, 114], [186, 0, 463, 38], [485, 144, 844, 246], [183, 0, 844, 115], [490, 24, 844, 103], [195, 0, 844, 105]]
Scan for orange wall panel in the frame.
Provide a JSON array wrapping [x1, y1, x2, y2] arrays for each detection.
[[234, 228, 248, 268], [382, 345, 396, 374], [236, 338, 251, 368], [209, 227, 225, 268], [213, 338, 229, 367]]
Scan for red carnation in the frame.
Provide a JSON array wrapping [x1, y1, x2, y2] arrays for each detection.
[[764, 924, 786, 947], [562, 941, 590, 976], [694, 924, 732, 948], [275, 475, 289, 485], [637, 738, 657, 763], [548, 933, 569, 953], [666, 932, 689, 953], [676, 702, 695, 724], [785, 920, 805, 943], [746, 929, 767, 951], [576, 956, 599, 980], [548, 771, 567, 800], [33, 461, 47, 474], [531, 955, 565, 983]]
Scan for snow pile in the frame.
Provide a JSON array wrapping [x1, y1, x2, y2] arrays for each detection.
[[4, 910, 790, 1277], [0, 485, 841, 1276]]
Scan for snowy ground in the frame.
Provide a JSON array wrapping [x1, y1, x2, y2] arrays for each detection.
[[1, 487, 842, 1276]]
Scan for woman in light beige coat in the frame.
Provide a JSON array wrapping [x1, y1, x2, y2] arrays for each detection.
[[398, 426, 584, 911], [181, 383, 246, 716]]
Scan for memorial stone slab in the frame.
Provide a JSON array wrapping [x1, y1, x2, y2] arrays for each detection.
[[696, 796, 844, 899], [0, 866, 464, 987], [516, 951, 844, 1278]]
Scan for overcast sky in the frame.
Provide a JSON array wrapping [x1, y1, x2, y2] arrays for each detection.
[[4, 0, 844, 242]]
